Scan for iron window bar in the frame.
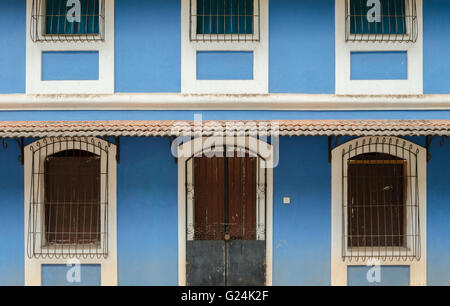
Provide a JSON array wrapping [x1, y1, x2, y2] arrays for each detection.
[[190, 0, 260, 42], [31, 0, 105, 42], [27, 137, 111, 259], [341, 137, 421, 262], [345, 0, 418, 43]]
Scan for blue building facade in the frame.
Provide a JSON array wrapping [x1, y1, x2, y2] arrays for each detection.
[[0, 0, 449, 286]]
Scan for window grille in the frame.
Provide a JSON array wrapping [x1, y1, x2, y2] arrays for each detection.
[[345, 0, 418, 42], [190, 0, 260, 42], [27, 137, 110, 259], [31, 0, 105, 42], [341, 138, 421, 261]]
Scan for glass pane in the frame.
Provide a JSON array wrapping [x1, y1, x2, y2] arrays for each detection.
[[45, 0, 100, 35], [350, 0, 406, 35], [197, 0, 253, 35]]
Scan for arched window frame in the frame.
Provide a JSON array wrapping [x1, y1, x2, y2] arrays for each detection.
[[24, 136, 117, 286], [331, 136, 427, 286]]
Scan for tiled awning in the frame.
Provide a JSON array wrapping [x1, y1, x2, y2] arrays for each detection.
[[0, 120, 450, 138]]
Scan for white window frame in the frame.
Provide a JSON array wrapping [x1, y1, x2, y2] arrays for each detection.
[[24, 137, 117, 286], [331, 136, 427, 286], [26, 0, 115, 94], [335, 0, 423, 95], [177, 137, 273, 286], [181, 0, 269, 94]]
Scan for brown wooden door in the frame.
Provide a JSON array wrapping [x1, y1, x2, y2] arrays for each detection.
[[187, 155, 265, 286], [193, 156, 257, 241], [226, 156, 257, 241]]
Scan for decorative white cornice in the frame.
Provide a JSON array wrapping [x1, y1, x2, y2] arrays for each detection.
[[2, 93, 450, 111]]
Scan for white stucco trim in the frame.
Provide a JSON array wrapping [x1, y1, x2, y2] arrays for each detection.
[[181, 0, 269, 94], [331, 136, 427, 286], [177, 137, 273, 286], [25, 0, 115, 94], [335, 0, 423, 95], [24, 137, 117, 286], [5, 93, 450, 110]]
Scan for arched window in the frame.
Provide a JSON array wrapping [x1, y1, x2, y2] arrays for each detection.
[[25, 137, 114, 260], [331, 136, 427, 285]]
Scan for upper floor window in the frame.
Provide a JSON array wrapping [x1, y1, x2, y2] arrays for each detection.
[[31, 0, 105, 42], [190, 0, 260, 42], [345, 0, 418, 42]]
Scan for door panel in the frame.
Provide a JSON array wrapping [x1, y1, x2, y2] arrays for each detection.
[[194, 156, 225, 240], [186, 241, 225, 286], [226, 240, 266, 286], [228, 157, 257, 240]]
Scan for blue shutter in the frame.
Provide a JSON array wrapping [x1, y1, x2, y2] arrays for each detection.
[[197, 0, 253, 35], [45, 0, 100, 35], [350, 0, 406, 35]]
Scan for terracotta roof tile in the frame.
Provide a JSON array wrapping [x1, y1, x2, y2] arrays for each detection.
[[0, 120, 449, 138]]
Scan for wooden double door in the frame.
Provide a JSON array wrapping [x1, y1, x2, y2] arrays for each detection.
[[186, 155, 266, 286]]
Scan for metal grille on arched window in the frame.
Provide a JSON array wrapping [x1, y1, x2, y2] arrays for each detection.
[[345, 0, 418, 42], [190, 0, 260, 42], [27, 137, 110, 259], [31, 0, 105, 42], [341, 138, 420, 261]]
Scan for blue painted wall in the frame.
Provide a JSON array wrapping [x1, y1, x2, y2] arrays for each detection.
[[42, 51, 99, 81], [269, 0, 334, 93], [351, 51, 408, 80], [0, 0, 449, 93], [197, 51, 254, 80], [423, 0, 450, 94], [0, 139, 24, 286], [273, 137, 331, 285], [117, 137, 178, 285], [117, 136, 332, 286], [0, 134, 450, 285], [427, 139, 450, 285], [348, 266, 410, 286], [0, 0, 25, 93], [115, 0, 181, 92], [42, 265, 101, 286]]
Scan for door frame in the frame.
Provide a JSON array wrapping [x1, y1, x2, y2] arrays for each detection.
[[177, 137, 274, 286]]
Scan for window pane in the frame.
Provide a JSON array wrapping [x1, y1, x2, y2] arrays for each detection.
[[45, 0, 100, 35], [197, 0, 253, 35], [44, 150, 101, 245], [347, 156, 405, 248], [350, 0, 406, 35]]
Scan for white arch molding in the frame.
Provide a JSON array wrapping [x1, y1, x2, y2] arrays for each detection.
[[177, 137, 274, 286], [331, 136, 427, 286], [24, 137, 117, 286]]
